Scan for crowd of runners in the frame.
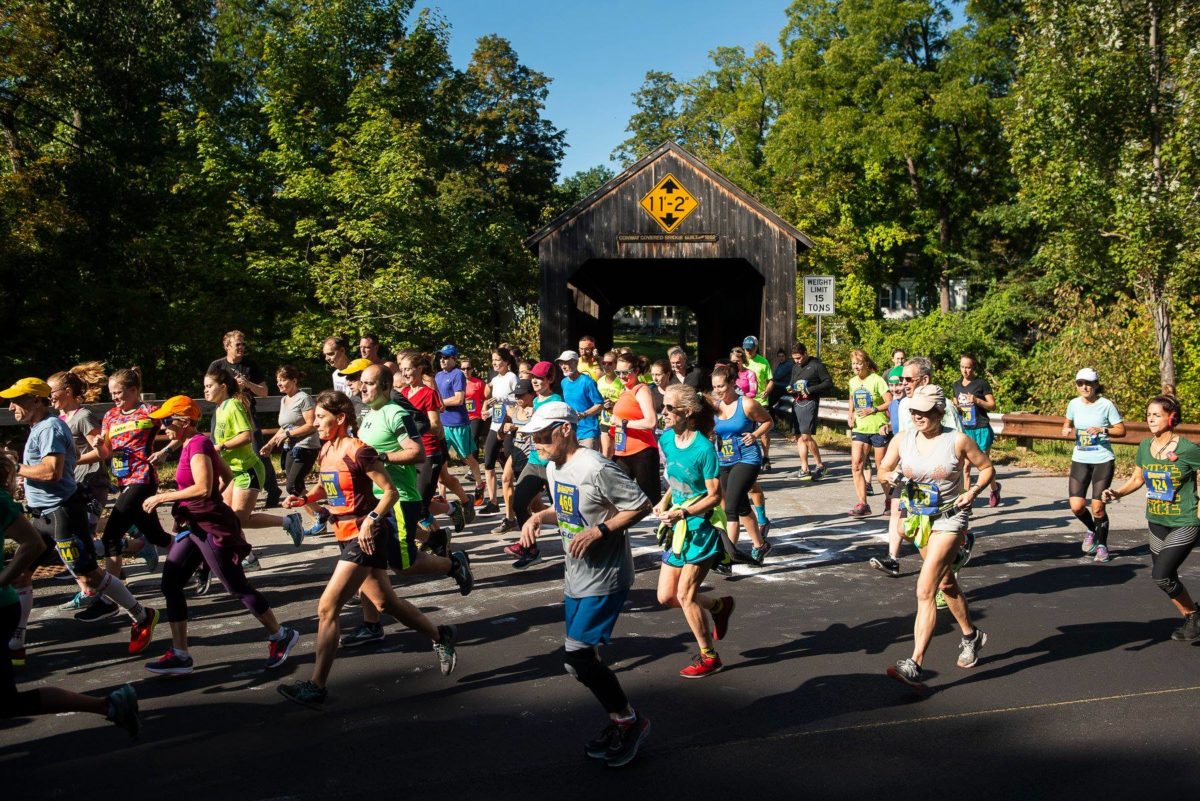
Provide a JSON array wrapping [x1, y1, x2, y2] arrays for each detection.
[[2, 329, 1197, 767]]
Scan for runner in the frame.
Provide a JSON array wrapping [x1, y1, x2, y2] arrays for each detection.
[[711, 365, 772, 564], [1, 377, 160, 654], [277, 390, 458, 708], [517, 402, 652, 767], [436, 345, 483, 503], [597, 351, 621, 457], [577, 335, 602, 380], [610, 352, 662, 507], [461, 355, 489, 503], [482, 348, 519, 517], [506, 362, 564, 568], [742, 336, 775, 471], [1063, 368, 1125, 562], [141, 396, 300, 674], [491, 378, 536, 537], [558, 350, 604, 451], [321, 336, 353, 393], [260, 366, 319, 524], [358, 332, 399, 376], [204, 367, 275, 534], [655, 383, 735, 678], [885, 349, 906, 386], [729, 347, 759, 400], [847, 350, 892, 517], [881, 385, 994, 689], [668, 346, 703, 388], [1102, 395, 1200, 640], [787, 342, 833, 481], [0, 453, 140, 736], [953, 354, 1000, 506], [208, 330, 281, 507]]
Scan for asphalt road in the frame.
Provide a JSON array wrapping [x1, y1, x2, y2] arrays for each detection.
[[4, 438, 1199, 799]]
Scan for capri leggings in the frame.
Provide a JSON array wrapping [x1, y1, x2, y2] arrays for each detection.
[[161, 532, 270, 623], [483, 429, 506, 471], [615, 448, 662, 506], [719, 462, 760, 519], [102, 482, 172, 556], [513, 463, 549, 527], [283, 446, 319, 497], [1068, 460, 1115, 499], [1147, 522, 1199, 599], [470, 419, 487, 456], [418, 450, 447, 518]]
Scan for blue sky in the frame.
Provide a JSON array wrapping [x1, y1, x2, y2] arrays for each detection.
[[415, 0, 790, 178]]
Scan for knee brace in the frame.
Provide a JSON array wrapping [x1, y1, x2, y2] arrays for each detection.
[[1154, 575, 1183, 598], [563, 646, 601, 682]]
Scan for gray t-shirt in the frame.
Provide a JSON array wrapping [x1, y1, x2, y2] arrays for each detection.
[[24, 416, 78, 509], [63, 407, 104, 483], [546, 448, 647, 599], [278, 391, 320, 450]]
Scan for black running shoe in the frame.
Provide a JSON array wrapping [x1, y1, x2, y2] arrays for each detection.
[[449, 551, 474, 596], [585, 721, 621, 759], [75, 597, 120, 622], [605, 713, 651, 768], [340, 624, 384, 648], [869, 556, 901, 577]]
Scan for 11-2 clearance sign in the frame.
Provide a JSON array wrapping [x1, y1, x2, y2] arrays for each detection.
[[639, 173, 698, 233]]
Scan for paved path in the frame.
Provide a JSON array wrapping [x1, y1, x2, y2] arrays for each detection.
[[4, 435, 1198, 799]]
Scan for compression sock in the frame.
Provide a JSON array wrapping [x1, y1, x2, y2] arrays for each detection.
[[753, 505, 768, 526], [1093, 515, 1110, 546], [1073, 508, 1095, 532], [10, 586, 32, 648], [710, 597, 724, 615], [701, 647, 718, 659]]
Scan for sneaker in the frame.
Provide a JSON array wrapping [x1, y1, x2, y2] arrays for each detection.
[[473, 487, 485, 506], [448, 503, 467, 533], [433, 624, 457, 676], [759, 519, 772, 540], [679, 652, 722, 678], [75, 597, 120, 622], [957, 629, 987, 668], [8, 646, 26, 668], [60, 590, 97, 611], [865, 484, 875, 496], [512, 547, 542, 570], [750, 540, 773, 566], [1170, 611, 1200, 642], [282, 513, 305, 547], [129, 607, 160, 655], [480, 500, 500, 515], [193, 567, 214, 595], [427, 529, 449, 558], [935, 589, 947, 609], [712, 560, 733, 576], [711, 596, 735, 641], [988, 482, 1001, 507], [345, 593, 362, 609], [585, 721, 621, 759], [954, 530, 976, 570], [242, 551, 262, 571], [870, 556, 901, 577], [811, 465, 827, 480], [795, 470, 812, 482], [849, 502, 870, 517], [1082, 531, 1098, 555], [761, 459, 772, 473], [264, 494, 282, 510], [463, 501, 476, 524], [139, 540, 159, 573], [491, 517, 517, 535], [265, 627, 300, 668], [605, 713, 651, 768], [145, 647, 194, 675], [340, 624, 384, 648], [1094, 544, 1110, 563], [503, 541, 524, 557], [304, 520, 327, 538], [278, 680, 327, 709], [106, 683, 141, 738], [887, 657, 924, 688], [449, 551, 474, 596]]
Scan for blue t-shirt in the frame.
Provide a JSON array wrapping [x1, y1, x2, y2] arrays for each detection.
[[435, 368, 468, 428], [658, 430, 719, 533], [527, 393, 564, 466], [562, 374, 604, 441], [24, 415, 78, 509], [1066, 397, 1123, 464]]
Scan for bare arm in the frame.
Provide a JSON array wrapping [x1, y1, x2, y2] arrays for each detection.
[[627, 385, 657, 430], [18, 451, 64, 483]]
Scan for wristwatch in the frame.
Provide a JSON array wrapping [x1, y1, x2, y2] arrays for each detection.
[[367, 511, 380, 522]]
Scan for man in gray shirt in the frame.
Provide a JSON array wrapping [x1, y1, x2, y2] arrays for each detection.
[[519, 401, 652, 768]]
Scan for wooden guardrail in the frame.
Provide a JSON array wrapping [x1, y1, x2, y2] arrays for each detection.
[[0, 394, 297, 428]]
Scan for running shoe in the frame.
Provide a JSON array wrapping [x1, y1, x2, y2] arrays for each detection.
[[129, 607, 160, 655], [448, 502, 467, 533], [585, 721, 621, 759], [870, 556, 901, 577], [935, 589, 947, 609], [278, 680, 327, 709], [849, 502, 870, 518], [106, 683, 141, 738], [887, 658, 924, 688], [304, 520, 327, 538], [473, 487, 485, 506], [491, 517, 517, 535], [75, 597, 120, 622], [243, 551, 262, 571], [60, 590, 97, 611], [988, 482, 1001, 508], [503, 541, 524, 557], [811, 465, 827, 480], [8, 646, 25, 668], [605, 712, 651, 768], [282, 513, 305, 547], [463, 501, 476, 524], [795, 470, 812, 482], [449, 551, 474, 596], [480, 501, 500, 515], [957, 629, 987, 668], [711, 596, 735, 641], [427, 529, 449, 558], [433, 624, 457, 676], [679, 652, 723, 678], [345, 593, 362, 608], [340, 624, 384, 648], [712, 560, 733, 576], [192, 567, 214, 596], [512, 547, 542, 570], [865, 483, 875, 496], [954, 531, 976, 570], [139, 540, 159, 573], [1094, 544, 1110, 563], [761, 459, 772, 473], [146, 647, 194, 676], [751, 540, 772, 565], [265, 627, 300, 669], [1082, 531, 1098, 555], [1170, 611, 1200, 642]]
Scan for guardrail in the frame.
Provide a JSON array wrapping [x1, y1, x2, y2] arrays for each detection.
[[0, 394, 298, 428]]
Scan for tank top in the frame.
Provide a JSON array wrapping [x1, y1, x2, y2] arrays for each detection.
[[713, 397, 762, 467], [612, 384, 656, 456], [899, 426, 962, 515]]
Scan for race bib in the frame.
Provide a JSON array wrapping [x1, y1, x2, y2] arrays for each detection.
[[791, 379, 808, 395], [900, 481, 942, 516], [852, 389, 873, 411], [960, 403, 978, 426], [465, 398, 476, 414], [1144, 469, 1177, 502], [55, 538, 81, 566], [1076, 430, 1105, 451], [718, 436, 742, 466], [320, 471, 347, 506], [491, 403, 505, 424], [111, 449, 131, 479], [614, 426, 628, 453], [554, 482, 585, 543]]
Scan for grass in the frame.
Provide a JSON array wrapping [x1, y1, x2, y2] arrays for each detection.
[[612, 331, 696, 360]]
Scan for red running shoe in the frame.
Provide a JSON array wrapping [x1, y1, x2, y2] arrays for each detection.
[[129, 607, 159, 655], [679, 652, 723, 679], [711, 596, 735, 641]]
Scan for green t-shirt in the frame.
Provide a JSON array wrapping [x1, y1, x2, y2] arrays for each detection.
[[214, 398, 261, 474], [358, 402, 422, 503], [0, 490, 22, 606], [849, 373, 890, 435], [1136, 437, 1200, 528], [748, 354, 773, 404]]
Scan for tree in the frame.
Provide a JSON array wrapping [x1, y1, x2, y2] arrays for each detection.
[[611, 70, 687, 165]]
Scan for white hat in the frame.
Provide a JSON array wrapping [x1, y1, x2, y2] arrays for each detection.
[[1075, 368, 1099, 383], [518, 401, 579, 434], [556, 350, 580, 363], [908, 384, 946, 413]]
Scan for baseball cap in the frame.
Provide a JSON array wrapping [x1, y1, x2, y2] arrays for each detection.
[[742, 336, 758, 349], [556, 350, 580, 363], [1075, 367, 1099, 383], [530, 361, 555, 379], [908, 385, 946, 413], [0, 377, 51, 399], [341, 358, 374, 377], [438, 344, 458, 358], [149, 395, 202, 420], [513, 378, 535, 396], [518, 400, 578, 434]]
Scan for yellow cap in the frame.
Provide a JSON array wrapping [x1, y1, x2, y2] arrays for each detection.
[[0, 377, 51, 399], [148, 395, 202, 420], [341, 358, 374, 377]]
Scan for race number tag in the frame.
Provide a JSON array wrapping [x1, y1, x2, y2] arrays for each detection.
[[960, 403, 978, 426], [718, 436, 742, 466], [491, 402, 505, 424], [791, 379, 808, 395], [55, 538, 81, 566], [1144, 469, 1177, 502], [465, 398, 476, 414], [111, 449, 131, 479], [852, 389, 873, 411], [901, 481, 942, 516], [554, 482, 585, 543], [614, 426, 628, 454], [1076, 431, 1104, 451], [320, 471, 347, 506]]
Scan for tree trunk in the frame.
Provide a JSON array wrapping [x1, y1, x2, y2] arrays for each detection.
[[0, 109, 22, 174], [1146, 0, 1175, 388], [938, 202, 951, 313], [1149, 283, 1176, 389]]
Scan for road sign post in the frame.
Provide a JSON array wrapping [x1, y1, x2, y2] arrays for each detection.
[[803, 275, 835, 357]]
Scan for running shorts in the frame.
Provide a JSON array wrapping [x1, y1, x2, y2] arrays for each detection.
[[1068, 460, 1115, 499], [444, 425, 476, 462], [564, 588, 629, 648], [793, 399, 819, 435], [337, 519, 390, 570], [386, 500, 423, 572], [964, 426, 994, 452], [851, 431, 889, 448], [232, 461, 266, 492]]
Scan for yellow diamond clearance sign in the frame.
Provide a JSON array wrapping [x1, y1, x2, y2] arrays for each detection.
[[639, 173, 698, 233]]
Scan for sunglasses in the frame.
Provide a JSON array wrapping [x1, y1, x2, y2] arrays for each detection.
[[615, 369, 634, 377], [663, 404, 680, 414], [900, 377, 916, 384], [602, 361, 615, 366], [531, 423, 563, 444], [1075, 380, 1092, 387], [169, 416, 193, 426]]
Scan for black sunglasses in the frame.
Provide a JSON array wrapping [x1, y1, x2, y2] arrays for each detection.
[[531, 423, 564, 444]]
